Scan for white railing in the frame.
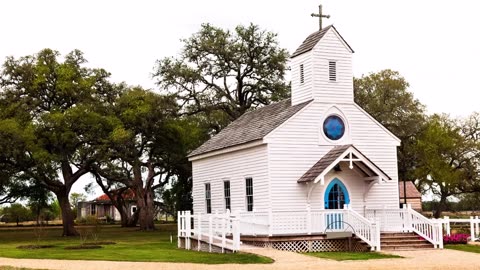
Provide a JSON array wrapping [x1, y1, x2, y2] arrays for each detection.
[[178, 210, 241, 253], [366, 205, 444, 248], [345, 207, 381, 250], [178, 206, 381, 251], [438, 216, 480, 242]]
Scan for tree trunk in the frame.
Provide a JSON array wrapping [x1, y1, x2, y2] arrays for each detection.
[[135, 187, 155, 231], [434, 195, 448, 218], [119, 205, 138, 227], [56, 192, 79, 236]]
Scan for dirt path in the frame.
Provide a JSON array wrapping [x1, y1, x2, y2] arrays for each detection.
[[1, 248, 480, 270]]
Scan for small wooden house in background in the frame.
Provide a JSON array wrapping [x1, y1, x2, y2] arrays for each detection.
[[399, 181, 422, 211]]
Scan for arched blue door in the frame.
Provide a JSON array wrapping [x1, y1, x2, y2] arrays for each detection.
[[324, 178, 350, 209], [324, 178, 350, 230]]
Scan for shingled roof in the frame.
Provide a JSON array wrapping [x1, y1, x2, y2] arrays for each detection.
[[291, 25, 354, 58], [399, 181, 422, 198], [298, 145, 351, 183], [297, 144, 391, 183], [188, 99, 312, 158]]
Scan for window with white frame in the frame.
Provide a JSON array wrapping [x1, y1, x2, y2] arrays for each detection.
[[245, 177, 254, 212], [205, 183, 212, 214], [224, 181, 231, 211]]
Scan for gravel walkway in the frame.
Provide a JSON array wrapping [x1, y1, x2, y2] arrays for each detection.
[[1, 248, 480, 270]]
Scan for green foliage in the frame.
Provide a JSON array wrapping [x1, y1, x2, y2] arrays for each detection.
[[1, 203, 32, 225], [0, 48, 121, 235], [354, 69, 426, 181], [154, 23, 290, 132], [0, 226, 273, 264], [415, 114, 479, 217]]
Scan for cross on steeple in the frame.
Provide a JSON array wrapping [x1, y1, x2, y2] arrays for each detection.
[[311, 5, 330, 30]]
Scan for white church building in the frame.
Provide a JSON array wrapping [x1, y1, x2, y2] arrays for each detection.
[[178, 24, 443, 253]]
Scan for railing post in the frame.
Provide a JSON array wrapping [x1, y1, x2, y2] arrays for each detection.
[[375, 217, 381, 251], [475, 216, 479, 241], [471, 216, 475, 242], [221, 214, 226, 253], [208, 214, 213, 252], [307, 204, 312, 235], [444, 216, 450, 236], [232, 218, 240, 251], [437, 221, 444, 249], [185, 211, 191, 250], [177, 211, 182, 248], [197, 213, 201, 251]]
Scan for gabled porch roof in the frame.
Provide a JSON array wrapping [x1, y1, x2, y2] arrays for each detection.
[[297, 144, 392, 185]]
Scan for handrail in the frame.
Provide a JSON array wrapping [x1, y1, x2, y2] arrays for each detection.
[[346, 207, 380, 250], [406, 207, 443, 248]]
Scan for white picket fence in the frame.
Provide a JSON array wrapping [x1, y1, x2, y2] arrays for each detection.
[[366, 204, 444, 248], [437, 216, 480, 241], [178, 205, 381, 252]]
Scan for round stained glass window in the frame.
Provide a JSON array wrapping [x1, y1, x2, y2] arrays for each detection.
[[323, 115, 345, 140]]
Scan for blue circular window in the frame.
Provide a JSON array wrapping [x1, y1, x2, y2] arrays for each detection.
[[323, 115, 345, 140]]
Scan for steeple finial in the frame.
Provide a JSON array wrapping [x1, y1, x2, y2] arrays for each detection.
[[311, 4, 330, 30]]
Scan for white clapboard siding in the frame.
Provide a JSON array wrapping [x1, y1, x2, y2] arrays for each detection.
[[191, 145, 269, 215], [291, 51, 313, 105], [311, 29, 354, 104], [265, 101, 400, 212]]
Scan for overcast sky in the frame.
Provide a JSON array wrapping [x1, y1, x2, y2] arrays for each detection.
[[1, 0, 479, 197]]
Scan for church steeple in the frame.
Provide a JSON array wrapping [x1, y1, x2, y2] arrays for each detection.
[[290, 23, 354, 106]]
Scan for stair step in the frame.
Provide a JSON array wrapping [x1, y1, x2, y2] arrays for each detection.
[[381, 235, 422, 240], [382, 246, 434, 251], [381, 239, 430, 244]]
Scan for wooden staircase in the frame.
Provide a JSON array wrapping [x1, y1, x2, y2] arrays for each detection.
[[381, 232, 434, 250]]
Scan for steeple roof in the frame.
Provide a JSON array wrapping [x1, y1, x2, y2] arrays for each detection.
[[291, 25, 354, 58]]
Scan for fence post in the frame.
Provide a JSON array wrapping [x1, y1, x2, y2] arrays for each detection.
[[471, 216, 475, 242], [208, 214, 213, 252], [444, 216, 450, 236]]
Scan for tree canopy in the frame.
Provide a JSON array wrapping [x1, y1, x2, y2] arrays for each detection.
[[154, 23, 290, 132], [0, 48, 120, 235], [354, 69, 426, 182]]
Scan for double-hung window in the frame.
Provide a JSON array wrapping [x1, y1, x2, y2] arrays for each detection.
[[205, 183, 212, 214], [245, 177, 254, 212], [224, 181, 231, 211]]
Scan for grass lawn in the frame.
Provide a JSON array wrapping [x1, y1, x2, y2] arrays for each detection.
[[305, 251, 403, 261], [446, 244, 480, 254], [0, 225, 272, 264]]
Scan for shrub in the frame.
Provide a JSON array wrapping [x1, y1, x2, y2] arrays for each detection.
[[444, 233, 470, 244]]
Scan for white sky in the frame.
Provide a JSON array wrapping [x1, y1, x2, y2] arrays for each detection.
[[1, 0, 479, 198]]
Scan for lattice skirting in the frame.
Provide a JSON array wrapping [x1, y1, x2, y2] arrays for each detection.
[[243, 238, 369, 253]]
